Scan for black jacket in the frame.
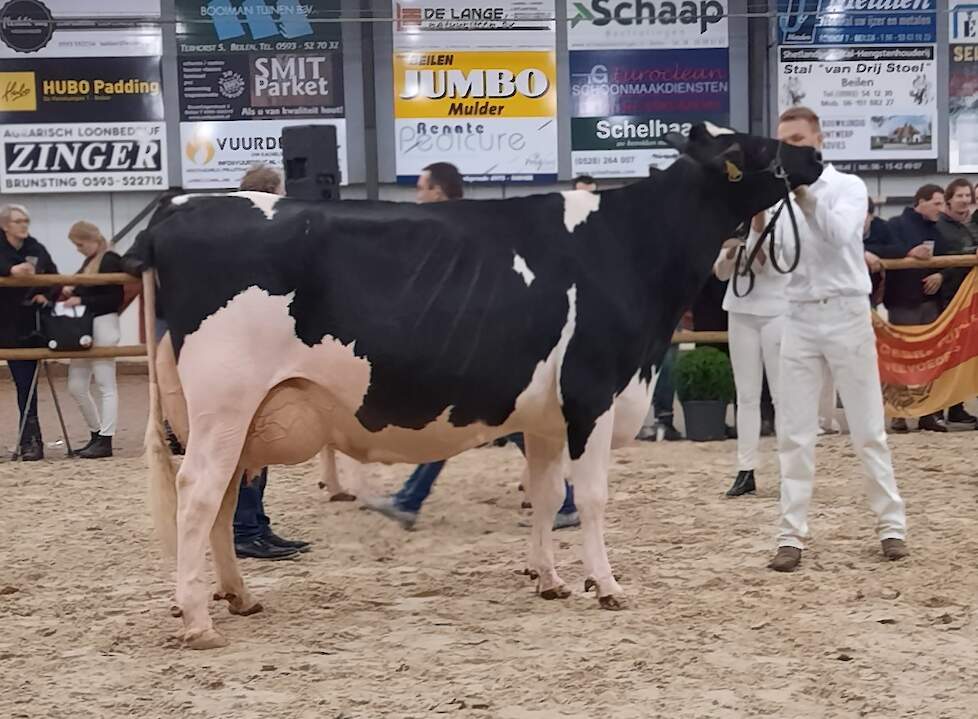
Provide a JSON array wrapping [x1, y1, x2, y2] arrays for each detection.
[[74, 251, 124, 317], [884, 208, 943, 309], [0, 232, 59, 349]]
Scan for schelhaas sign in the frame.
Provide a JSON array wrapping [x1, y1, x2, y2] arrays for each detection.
[[571, 0, 725, 32], [5, 140, 162, 172]]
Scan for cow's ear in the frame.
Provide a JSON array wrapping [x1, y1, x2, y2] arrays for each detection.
[[663, 132, 688, 153], [708, 142, 744, 183]]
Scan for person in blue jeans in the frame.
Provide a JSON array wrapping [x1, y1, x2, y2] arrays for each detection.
[[362, 433, 579, 530]]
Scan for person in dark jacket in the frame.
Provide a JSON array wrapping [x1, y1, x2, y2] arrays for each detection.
[[63, 221, 124, 458], [936, 179, 978, 426], [0, 204, 59, 460], [885, 185, 947, 433]]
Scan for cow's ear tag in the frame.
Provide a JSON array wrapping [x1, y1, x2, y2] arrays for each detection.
[[724, 160, 743, 183]]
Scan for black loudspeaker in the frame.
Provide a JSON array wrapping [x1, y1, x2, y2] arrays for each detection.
[[281, 124, 341, 201]]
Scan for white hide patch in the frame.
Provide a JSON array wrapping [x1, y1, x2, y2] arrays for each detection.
[[512, 253, 535, 287], [560, 190, 600, 234], [704, 121, 735, 137], [170, 191, 281, 220]]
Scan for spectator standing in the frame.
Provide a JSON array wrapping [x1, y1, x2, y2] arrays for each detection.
[[885, 185, 946, 432], [63, 221, 123, 458], [231, 164, 310, 560], [0, 204, 59, 461]]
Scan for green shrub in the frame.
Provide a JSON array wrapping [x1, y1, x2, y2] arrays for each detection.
[[675, 347, 735, 403]]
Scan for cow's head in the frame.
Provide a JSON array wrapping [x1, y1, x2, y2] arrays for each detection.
[[665, 123, 823, 219]]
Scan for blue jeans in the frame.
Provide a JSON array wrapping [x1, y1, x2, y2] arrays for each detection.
[[8, 359, 41, 445], [233, 468, 270, 542], [652, 345, 677, 422]]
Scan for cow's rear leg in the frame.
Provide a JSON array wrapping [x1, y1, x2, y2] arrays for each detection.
[[174, 424, 251, 649], [210, 472, 263, 617], [523, 434, 570, 599], [569, 409, 624, 609]]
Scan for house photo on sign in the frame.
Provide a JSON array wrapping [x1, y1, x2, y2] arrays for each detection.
[[176, 0, 348, 188], [392, 0, 557, 183], [0, 0, 166, 193], [776, 0, 938, 172], [568, 0, 730, 178], [950, 0, 978, 172]]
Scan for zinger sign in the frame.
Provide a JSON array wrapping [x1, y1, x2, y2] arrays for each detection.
[[394, 51, 555, 117]]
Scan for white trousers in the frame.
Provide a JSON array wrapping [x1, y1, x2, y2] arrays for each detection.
[[729, 311, 783, 471], [68, 313, 120, 437], [777, 296, 906, 549]]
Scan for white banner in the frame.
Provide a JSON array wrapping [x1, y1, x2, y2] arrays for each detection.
[[778, 45, 938, 168], [568, 0, 728, 50], [0, 0, 161, 58], [180, 119, 348, 189], [395, 117, 556, 179], [0, 122, 167, 193], [392, 0, 554, 51]]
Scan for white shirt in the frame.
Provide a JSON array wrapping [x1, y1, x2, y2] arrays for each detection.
[[714, 231, 790, 317], [755, 164, 871, 303]]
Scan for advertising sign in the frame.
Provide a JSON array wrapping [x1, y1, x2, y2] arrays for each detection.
[[776, 0, 938, 171], [176, 0, 348, 187], [0, 0, 166, 192], [392, 0, 557, 183], [568, 0, 729, 177]]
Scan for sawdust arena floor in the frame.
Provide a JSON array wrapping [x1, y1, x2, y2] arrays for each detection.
[[2, 375, 978, 718]]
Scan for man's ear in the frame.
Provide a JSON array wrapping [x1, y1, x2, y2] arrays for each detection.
[[707, 143, 744, 183]]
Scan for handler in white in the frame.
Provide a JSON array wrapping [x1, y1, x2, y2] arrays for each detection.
[[765, 107, 908, 571], [713, 231, 788, 497]]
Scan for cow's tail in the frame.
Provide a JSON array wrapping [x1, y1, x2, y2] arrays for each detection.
[[143, 269, 178, 557]]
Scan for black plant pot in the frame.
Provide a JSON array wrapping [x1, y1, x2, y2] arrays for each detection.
[[682, 401, 728, 442]]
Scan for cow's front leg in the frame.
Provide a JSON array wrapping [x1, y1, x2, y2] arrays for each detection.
[[523, 433, 570, 599], [210, 473, 262, 617], [569, 408, 624, 609]]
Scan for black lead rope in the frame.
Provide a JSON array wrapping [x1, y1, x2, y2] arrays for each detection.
[[732, 147, 804, 297]]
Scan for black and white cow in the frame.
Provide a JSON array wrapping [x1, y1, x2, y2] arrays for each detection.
[[125, 124, 822, 648]]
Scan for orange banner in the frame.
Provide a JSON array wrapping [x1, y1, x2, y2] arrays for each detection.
[[875, 268, 978, 417]]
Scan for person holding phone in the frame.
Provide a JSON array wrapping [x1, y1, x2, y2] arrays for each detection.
[[0, 204, 59, 461]]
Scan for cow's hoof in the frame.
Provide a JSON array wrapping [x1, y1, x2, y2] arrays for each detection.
[[584, 574, 622, 593], [329, 492, 357, 502], [540, 585, 571, 600], [599, 595, 625, 611], [169, 604, 183, 618], [515, 568, 539, 581], [184, 628, 228, 650], [229, 600, 263, 617]]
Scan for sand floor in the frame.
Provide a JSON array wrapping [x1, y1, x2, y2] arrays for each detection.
[[2, 374, 978, 718]]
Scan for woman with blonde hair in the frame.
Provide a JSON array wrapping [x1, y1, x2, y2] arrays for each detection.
[[63, 221, 123, 458]]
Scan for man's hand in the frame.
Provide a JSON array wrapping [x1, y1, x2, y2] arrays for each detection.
[[722, 238, 742, 259], [10, 262, 35, 277], [908, 244, 933, 260], [751, 212, 766, 233], [923, 273, 943, 295], [62, 296, 82, 308], [864, 251, 882, 273]]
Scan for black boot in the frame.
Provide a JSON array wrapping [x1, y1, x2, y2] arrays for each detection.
[[725, 470, 756, 497], [72, 431, 100, 456], [78, 435, 112, 459]]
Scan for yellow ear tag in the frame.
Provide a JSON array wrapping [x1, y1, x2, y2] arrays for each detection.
[[725, 160, 743, 183]]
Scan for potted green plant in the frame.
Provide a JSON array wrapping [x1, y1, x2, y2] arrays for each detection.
[[674, 346, 735, 442]]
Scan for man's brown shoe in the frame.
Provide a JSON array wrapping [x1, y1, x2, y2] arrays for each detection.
[[768, 546, 802, 572], [881, 538, 908, 561]]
